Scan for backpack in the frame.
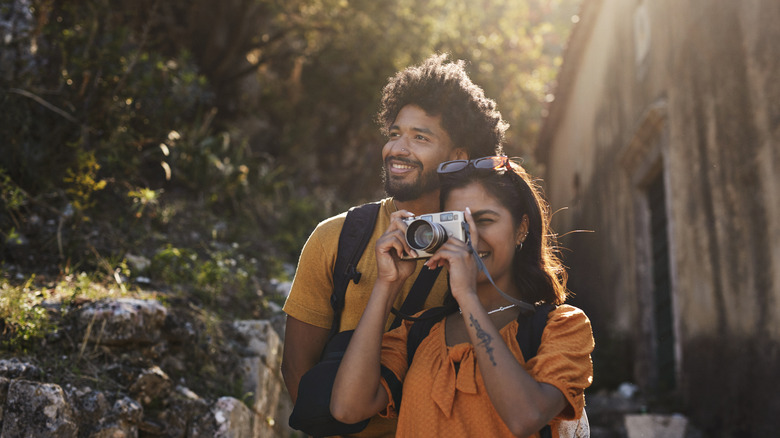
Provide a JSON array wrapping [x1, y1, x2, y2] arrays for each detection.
[[289, 202, 440, 437], [328, 202, 441, 337], [382, 303, 590, 438]]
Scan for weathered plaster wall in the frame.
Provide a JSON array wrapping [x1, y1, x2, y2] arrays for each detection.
[[538, 0, 780, 434]]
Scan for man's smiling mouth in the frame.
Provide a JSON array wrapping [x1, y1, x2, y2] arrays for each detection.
[[386, 157, 421, 175], [391, 162, 415, 170]]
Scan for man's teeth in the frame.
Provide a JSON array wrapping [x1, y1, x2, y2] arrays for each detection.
[[478, 252, 490, 258], [393, 163, 414, 169]]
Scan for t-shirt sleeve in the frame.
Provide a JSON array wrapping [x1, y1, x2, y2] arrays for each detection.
[[377, 318, 414, 418], [527, 305, 594, 421], [282, 218, 341, 329]]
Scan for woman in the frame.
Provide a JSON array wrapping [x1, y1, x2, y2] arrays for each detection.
[[331, 156, 594, 437]]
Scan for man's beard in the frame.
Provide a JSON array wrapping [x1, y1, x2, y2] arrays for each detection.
[[382, 160, 441, 202]]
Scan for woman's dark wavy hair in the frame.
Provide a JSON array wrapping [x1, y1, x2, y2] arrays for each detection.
[[377, 53, 508, 158], [439, 161, 569, 307]]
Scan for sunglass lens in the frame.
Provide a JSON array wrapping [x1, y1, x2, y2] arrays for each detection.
[[473, 156, 507, 169], [439, 160, 468, 173]]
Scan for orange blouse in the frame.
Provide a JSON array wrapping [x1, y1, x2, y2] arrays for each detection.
[[378, 305, 594, 438]]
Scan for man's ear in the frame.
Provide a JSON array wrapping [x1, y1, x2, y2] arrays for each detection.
[[451, 148, 468, 160]]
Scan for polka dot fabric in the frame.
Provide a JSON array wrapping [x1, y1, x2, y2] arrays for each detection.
[[379, 305, 594, 437]]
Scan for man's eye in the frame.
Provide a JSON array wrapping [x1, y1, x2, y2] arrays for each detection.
[[415, 135, 428, 141]]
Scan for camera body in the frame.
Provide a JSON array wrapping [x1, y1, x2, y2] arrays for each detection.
[[402, 211, 466, 259]]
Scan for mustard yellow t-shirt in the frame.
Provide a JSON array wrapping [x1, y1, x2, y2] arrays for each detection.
[[283, 198, 450, 437]]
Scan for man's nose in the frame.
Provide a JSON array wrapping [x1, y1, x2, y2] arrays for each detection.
[[390, 135, 411, 155]]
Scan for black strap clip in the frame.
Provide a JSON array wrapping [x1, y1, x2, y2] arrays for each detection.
[[346, 265, 362, 285]]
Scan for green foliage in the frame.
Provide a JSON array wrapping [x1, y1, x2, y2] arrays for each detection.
[[150, 243, 262, 313], [128, 187, 162, 219], [0, 276, 52, 352], [2, 0, 580, 307], [53, 271, 129, 304], [0, 167, 29, 244], [0, 168, 27, 212], [63, 150, 107, 215], [150, 245, 199, 286]]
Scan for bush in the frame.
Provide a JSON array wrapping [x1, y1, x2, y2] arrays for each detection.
[[0, 276, 52, 352]]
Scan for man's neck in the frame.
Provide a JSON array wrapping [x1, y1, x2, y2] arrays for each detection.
[[393, 190, 441, 216]]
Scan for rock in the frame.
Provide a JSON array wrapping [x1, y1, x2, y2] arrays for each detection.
[[163, 308, 198, 343], [212, 397, 253, 438], [233, 320, 281, 361], [63, 386, 141, 438], [78, 298, 168, 346], [0, 357, 44, 380], [113, 395, 144, 425], [625, 413, 689, 438], [124, 253, 151, 272], [1, 379, 79, 437], [152, 386, 209, 438], [617, 382, 639, 399], [232, 320, 290, 437], [0, 376, 9, 423], [88, 426, 135, 438], [129, 366, 172, 405], [67, 386, 110, 427], [84, 395, 144, 438], [190, 396, 253, 438]]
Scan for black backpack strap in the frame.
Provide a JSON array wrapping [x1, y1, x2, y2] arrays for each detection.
[[516, 302, 556, 438], [328, 202, 381, 338], [388, 266, 442, 330], [405, 307, 448, 366], [379, 306, 449, 412], [515, 302, 555, 362]]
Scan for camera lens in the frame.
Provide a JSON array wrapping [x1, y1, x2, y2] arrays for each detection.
[[406, 219, 448, 252]]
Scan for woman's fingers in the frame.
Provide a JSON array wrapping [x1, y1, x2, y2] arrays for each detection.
[[463, 207, 479, 249], [424, 236, 470, 270]]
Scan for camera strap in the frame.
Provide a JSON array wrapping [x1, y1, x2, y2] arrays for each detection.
[[463, 221, 535, 313]]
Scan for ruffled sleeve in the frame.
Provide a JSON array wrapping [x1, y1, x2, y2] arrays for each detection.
[[526, 304, 594, 420], [377, 317, 415, 418]]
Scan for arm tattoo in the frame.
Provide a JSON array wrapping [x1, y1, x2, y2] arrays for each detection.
[[469, 314, 497, 366]]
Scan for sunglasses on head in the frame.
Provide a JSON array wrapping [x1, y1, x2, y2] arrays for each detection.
[[437, 155, 511, 174]]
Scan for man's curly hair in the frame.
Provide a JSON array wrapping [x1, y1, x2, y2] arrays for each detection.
[[377, 53, 508, 157]]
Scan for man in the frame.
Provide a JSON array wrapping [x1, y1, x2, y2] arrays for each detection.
[[282, 53, 508, 437]]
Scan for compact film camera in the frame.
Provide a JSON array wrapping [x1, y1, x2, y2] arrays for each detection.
[[401, 211, 466, 259]]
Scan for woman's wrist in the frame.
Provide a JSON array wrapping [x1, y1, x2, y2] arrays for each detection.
[[453, 289, 481, 313], [370, 281, 404, 312]]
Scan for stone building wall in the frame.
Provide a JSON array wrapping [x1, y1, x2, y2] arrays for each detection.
[[536, 0, 780, 435]]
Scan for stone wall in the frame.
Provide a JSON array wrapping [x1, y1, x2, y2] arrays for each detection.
[[536, 0, 780, 435], [0, 298, 298, 437]]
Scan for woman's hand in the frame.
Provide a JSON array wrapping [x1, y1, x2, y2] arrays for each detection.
[[424, 207, 479, 303], [375, 210, 418, 287]]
